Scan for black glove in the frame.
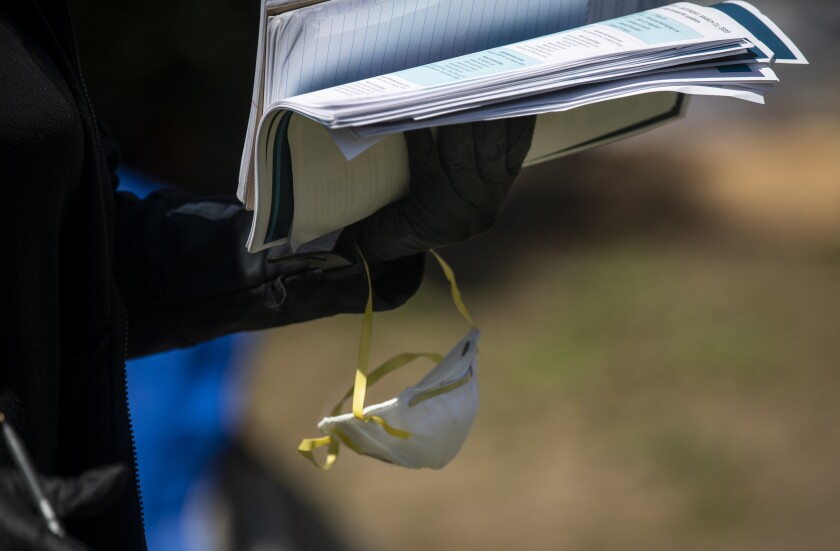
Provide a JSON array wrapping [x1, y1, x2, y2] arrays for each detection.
[[0, 464, 127, 551], [115, 190, 425, 357], [113, 117, 535, 355], [355, 116, 536, 262]]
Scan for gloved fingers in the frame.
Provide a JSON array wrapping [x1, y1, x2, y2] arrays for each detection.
[[437, 123, 486, 195], [438, 123, 477, 171], [408, 124, 489, 242], [439, 122, 507, 228], [363, 119, 532, 261], [355, 201, 415, 262], [473, 120, 510, 186], [404, 128, 446, 186], [505, 115, 537, 177], [39, 464, 128, 519]]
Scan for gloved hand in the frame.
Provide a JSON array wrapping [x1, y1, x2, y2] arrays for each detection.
[[114, 117, 534, 356], [115, 189, 426, 356], [0, 464, 127, 551], [355, 117, 536, 262]]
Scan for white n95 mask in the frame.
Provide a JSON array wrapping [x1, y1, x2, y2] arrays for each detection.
[[298, 250, 479, 470], [317, 328, 478, 469]]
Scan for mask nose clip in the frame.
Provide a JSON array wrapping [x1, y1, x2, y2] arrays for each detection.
[[408, 363, 475, 408]]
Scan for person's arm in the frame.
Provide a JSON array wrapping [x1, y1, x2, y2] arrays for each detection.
[[106, 116, 534, 358], [112, 189, 424, 358]]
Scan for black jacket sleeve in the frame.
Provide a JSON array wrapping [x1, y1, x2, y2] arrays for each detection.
[[95, 119, 423, 358], [112, 190, 424, 358]]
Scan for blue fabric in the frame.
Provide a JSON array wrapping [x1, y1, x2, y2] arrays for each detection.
[[120, 170, 236, 551]]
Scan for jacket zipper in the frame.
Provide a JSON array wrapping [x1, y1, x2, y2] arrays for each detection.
[[59, 0, 147, 541], [118, 292, 148, 543]]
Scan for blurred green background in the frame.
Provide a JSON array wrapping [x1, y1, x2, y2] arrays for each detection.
[[74, 0, 840, 549]]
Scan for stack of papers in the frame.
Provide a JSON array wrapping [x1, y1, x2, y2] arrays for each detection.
[[239, 0, 807, 253], [269, 1, 805, 158]]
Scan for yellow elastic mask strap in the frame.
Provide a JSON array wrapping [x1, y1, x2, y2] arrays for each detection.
[[338, 351, 444, 440], [351, 251, 417, 437], [298, 435, 340, 470], [296, 249, 474, 469], [296, 249, 420, 469], [330, 352, 444, 418], [429, 249, 476, 327], [296, 352, 442, 468], [352, 247, 375, 421]]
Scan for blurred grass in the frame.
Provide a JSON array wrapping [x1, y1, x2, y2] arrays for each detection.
[[490, 243, 786, 397]]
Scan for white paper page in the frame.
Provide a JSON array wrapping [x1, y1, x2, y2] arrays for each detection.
[[238, 0, 271, 206], [251, 92, 686, 250], [287, 115, 410, 248], [247, 0, 805, 250], [352, 43, 750, 124], [357, 91, 686, 146], [351, 63, 773, 136], [282, 3, 749, 117], [383, 84, 763, 130], [243, 0, 677, 201], [290, 47, 713, 125], [435, 64, 776, 120], [266, 0, 589, 101]]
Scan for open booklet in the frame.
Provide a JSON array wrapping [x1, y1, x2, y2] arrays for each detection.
[[239, 0, 805, 253]]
